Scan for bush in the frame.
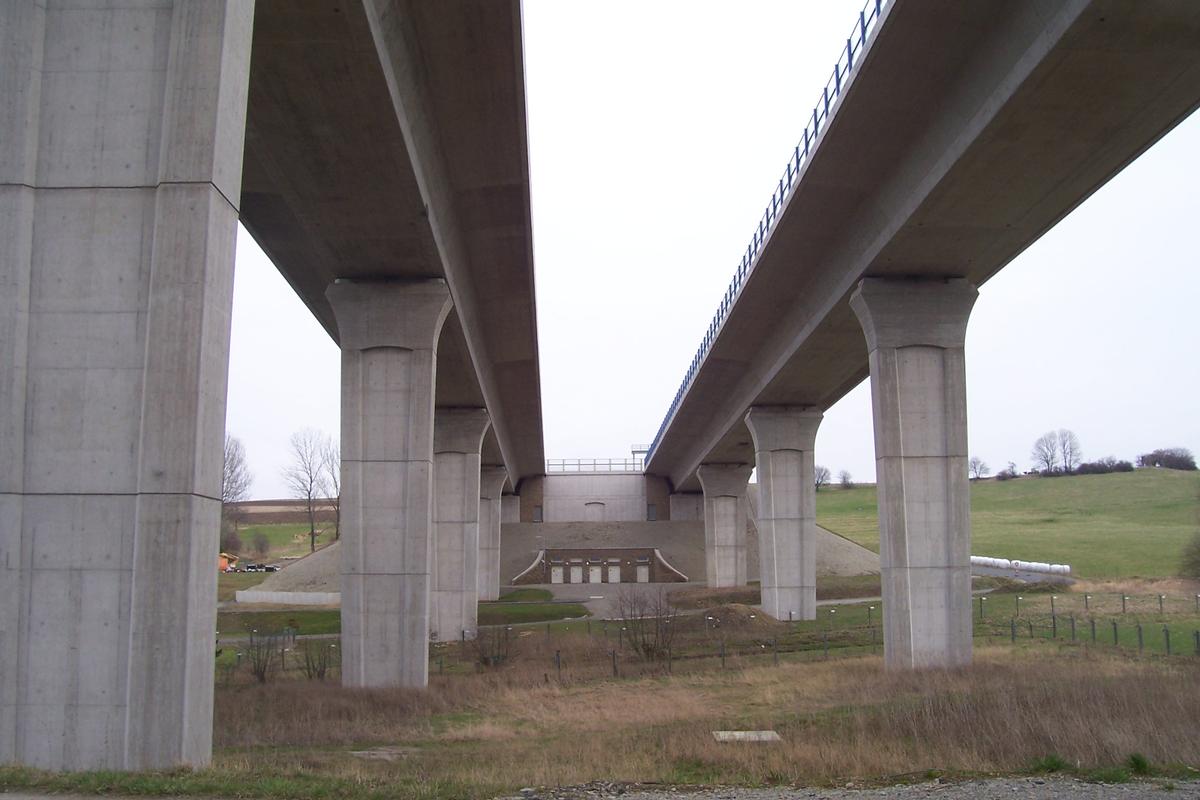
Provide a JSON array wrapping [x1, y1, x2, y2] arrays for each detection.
[[1076, 457, 1135, 475], [1181, 530, 1200, 579]]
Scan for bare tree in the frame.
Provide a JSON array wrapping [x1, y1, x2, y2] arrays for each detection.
[[838, 470, 854, 489], [1057, 429, 1081, 474], [320, 437, 341, 541], [968, 456, 989, 481], [814, 465, 831, 491], [283, 429, 325, 553], [1031, 432, 1058, 473], [617, 586, 679, 662], [221, 434, 252, 549]]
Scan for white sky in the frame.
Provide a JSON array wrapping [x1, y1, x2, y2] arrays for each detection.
[[226, 1, 1200, 500]]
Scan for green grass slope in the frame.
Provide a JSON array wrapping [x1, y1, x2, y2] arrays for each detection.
[[817, 470, 1199, 579]]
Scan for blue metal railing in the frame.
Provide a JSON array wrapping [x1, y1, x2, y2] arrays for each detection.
[[644, 0, 891, 467]]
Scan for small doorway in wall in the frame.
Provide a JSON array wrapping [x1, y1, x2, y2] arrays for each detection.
[[588, 565, 603, 583], [607, 561, 621, 583], [569, 563, 583, 583], [636, 564, 650, 583], [550, 565, 564, 584], [584, 502, 605, 522]]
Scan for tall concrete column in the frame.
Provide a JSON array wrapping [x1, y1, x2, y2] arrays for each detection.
[[477, 466, 508, 602], [0, 2, 253, 771], [744, 407, 823, 621], [431, 409, 491, 642], [328, 279, 453, 688], [849, 278, 978, 669], [696, 464, 753, 587]]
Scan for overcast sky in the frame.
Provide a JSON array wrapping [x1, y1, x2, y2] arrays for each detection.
[[226, 1, 1200, 500]]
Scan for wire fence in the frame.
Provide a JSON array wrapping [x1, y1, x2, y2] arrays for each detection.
[[645, 0, 893, 466]]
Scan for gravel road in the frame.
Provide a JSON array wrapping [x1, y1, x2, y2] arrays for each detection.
[[503, 777, 1200, 800]]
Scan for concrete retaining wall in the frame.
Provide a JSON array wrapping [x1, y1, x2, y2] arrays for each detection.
[[235, 590, 340, 606]]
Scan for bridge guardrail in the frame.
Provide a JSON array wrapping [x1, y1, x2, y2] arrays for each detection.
[[546, 458, 645, 474], [645, 0, 892, 466]]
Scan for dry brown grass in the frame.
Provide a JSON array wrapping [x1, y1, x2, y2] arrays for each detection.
[[1073, 576, 1200, 597], [214, 645, 1200, 792]]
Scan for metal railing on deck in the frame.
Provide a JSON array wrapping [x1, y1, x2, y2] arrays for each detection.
[[644, 0, 892, 465], [546, 458, 645, 474]]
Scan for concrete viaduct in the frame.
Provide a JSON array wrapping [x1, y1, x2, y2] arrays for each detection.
[[645, 0, 1200, 670], [2, 0, 541, 771], [3, 0, 1200, 776]]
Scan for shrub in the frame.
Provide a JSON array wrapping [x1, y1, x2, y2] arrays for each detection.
[[1181, 530, 1200, 579], [1077, 457, 1135, 475], [1031, 754, 1068, 773], [1127, 752, 1151, 775]]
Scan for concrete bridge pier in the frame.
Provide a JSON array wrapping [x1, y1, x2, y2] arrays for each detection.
[[328, 279, 453, 688], [744, 407, 823, 621], [478, 466, 509, 602], [431, 409, 490, 642], [696, 464, 752, 587], [0, 0, 253, 770], [850, 278, 978, 669]]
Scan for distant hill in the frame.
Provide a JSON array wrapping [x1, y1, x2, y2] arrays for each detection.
[[817, 469, 1199, 578]]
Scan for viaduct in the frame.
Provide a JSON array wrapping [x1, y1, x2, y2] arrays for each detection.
[[3, 0, 1200, 775]]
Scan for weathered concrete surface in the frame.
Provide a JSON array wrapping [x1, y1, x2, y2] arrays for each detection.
[[646, 0, 1200, 491], [744, 407, 823, 621], [329, 279, 452, 688], [850, 278, 977, 669], [478, 467, 508, 602], [240, 0, 543, 481], [696, 465, 753, 587], [431, 409, 490, 642], [0, 0, 253, 771]]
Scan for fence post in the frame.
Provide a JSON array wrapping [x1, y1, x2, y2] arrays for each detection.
[[1010, 619, 1016, 644], [1112, 620, 1119, 646], [611, 649, 618, 678], [1159, 595, 1166, 616], [1070, 615, 1076, 642], [1084, 594, 1090, 612], [823, 630, 829, 659], [439, 656, 444, 676], [1091, 617, 1097, 643], [546, 623, 551, 640], [1164, 627, 1171, 656], [1028, 621, 1034, 639], [1194, 630, 1200, 656], [1051, 595, 1057, 617], [555, 649, 562, 680], [1122, 595, 1128, 614], [979, 596, 985, 620], [1137, 623, 1144, 653], [1051, 614, 1057, 639], [720, 639, 726, 669], [773, 637, 779, 666]]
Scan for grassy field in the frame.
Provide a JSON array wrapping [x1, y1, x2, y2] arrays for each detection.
[[216, 572, 267, 602], [817, 469, 1199, 578], [228, 522, 337, 561], [8, 642, 1200, 800]]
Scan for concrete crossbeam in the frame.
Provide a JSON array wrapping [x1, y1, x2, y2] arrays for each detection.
[[478, 467, 509, 602], [744, 406, 823, 621], [0, 0, 253, 771], [431, 409, 491, 642], [696, 464, 752, 587], [850, 277, 978, 669], [328, 279, 453, 688]]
